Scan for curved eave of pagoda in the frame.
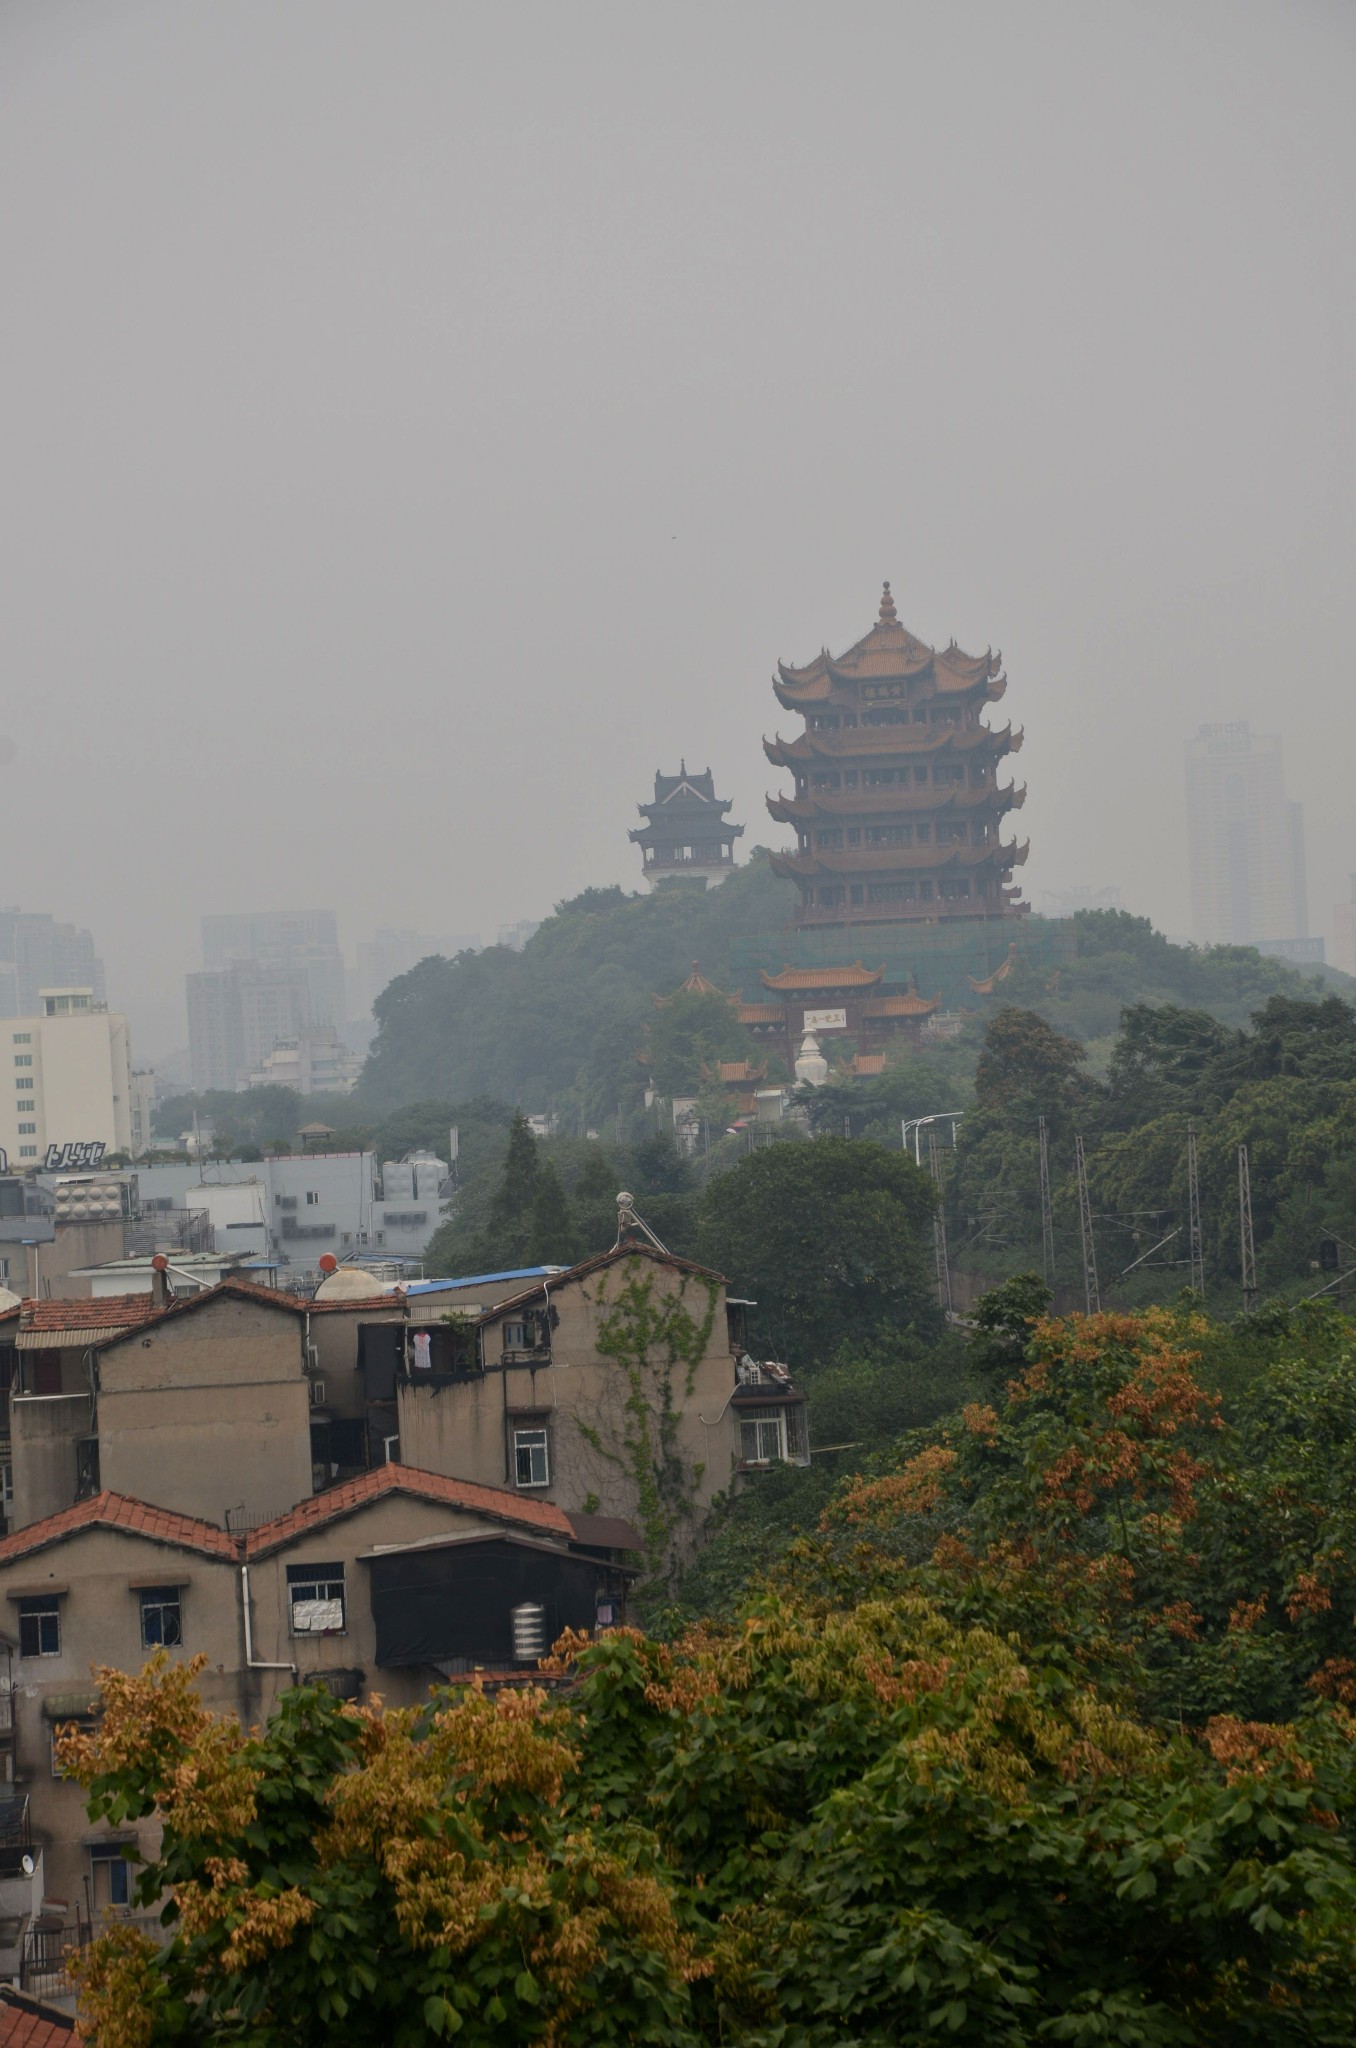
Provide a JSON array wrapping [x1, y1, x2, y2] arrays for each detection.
[[772, 841, 1026, 880], [764, 722, 1015, 767], [630, 823, 744, 846], [775, 652, 832, 689], [773, 671, 834, 709], [824, 647, 935, 689], [636, 800, 738, 824], [769, 782, 1023, 822]]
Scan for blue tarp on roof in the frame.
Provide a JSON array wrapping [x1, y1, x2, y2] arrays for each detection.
[[403, 1266, 568, 1296]]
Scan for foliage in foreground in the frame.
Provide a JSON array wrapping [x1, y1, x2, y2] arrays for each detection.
[[66, 1579, 1356, 2044]]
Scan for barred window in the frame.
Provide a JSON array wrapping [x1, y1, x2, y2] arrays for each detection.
[[287, 1563, 345, 1635]]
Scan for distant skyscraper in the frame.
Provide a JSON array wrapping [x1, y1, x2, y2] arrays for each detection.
[[1184, 723, 1308, 948], [0, 911, 106, 1019], [189, 912, 347, 1091], [201, 911, 346, 1028]]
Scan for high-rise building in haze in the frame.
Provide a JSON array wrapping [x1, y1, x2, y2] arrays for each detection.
[[1184, 723, 1309, 948], [200, 910, 346, 1029], [0, 911, 106, 1019], [188, 912, 347, 1093]]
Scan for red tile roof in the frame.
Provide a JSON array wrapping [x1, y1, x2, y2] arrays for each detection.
[[18, 1276, 310, 1352], [0, 1989, 80, 2044], [0, 1467, 578, 1572], [0, 1493, 239, 1568], [759, 961, 884, 991], [19, 1294, 157, 1335], [245, 1464, 573, 1555]]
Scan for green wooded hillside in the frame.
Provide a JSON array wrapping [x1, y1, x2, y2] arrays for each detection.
[[355, 885, 1351, 1119]]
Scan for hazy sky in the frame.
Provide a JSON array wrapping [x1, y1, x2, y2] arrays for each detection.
[[3, 1, 1354, 1056]]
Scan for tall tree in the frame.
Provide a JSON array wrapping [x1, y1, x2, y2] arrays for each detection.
[[695, 1136, 939, 1365], [973, 1006, 1088, 1119]]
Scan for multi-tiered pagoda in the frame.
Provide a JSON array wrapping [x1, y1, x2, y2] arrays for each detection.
[[765, 584, 1027, 928], [630, 764, 743, 890]]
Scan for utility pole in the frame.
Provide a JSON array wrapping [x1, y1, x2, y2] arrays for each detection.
[[1238, 1143, 1257, 1309], [1075, 1133, 1100, 1313], [927, 1128, 952, 1316], [1186, 1118, 1205, 1302], [1038, 1115, 1055, 1290]]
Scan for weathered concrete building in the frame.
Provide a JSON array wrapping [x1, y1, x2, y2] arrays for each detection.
[[0, 1468, 632, 1933], [393, 1244, 807, 1572]]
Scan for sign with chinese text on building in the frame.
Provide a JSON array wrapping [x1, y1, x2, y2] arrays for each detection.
[[43, 1142, 107, 1171], [802, 1007, 848, 1032]]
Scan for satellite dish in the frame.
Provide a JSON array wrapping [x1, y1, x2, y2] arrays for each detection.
[[318, 1254, 338, 1275], [21, 1853, 35, 1877]]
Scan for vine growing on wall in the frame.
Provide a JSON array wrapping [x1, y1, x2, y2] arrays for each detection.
[[579, 1261, 719, 1588]]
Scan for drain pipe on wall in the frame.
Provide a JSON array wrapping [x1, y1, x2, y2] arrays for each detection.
[[240, 1563, 297, 1680]]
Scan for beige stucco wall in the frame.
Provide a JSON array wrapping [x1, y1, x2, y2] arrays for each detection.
[[397, 1259, 742, 1564], [0, 1498, 519, 1906], [2, 1525, 241, 1909], [11, 1393, 94, 1532], [97, 1297, 312, 1525]]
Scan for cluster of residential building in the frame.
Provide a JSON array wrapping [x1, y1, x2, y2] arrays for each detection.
[[184, 913, 478, 1097], [0, 1220, 806, 1996], [0, 1154, 451, 1306]]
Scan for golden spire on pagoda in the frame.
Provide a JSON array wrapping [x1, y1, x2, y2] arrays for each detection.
[[878, 580, 898, 623]]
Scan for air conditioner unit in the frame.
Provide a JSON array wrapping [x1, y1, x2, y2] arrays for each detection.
[[309, 1380, 326, 1408]]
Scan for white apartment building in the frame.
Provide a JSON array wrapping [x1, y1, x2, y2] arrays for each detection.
[[243, 1028, 362, 1095], [1184, 723, 1309, 948], [131, 1150, 449, 1272], [0, 989, 133, 1171]]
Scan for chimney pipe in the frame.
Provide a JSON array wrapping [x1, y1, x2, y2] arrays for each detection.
[[150, 1253, 172, 1311]]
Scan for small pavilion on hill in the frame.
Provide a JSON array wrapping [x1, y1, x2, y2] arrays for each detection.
[[630, 764, 743, 890]]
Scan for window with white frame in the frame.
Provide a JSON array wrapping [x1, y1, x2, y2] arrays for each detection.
[[11, 1034, 29, 1045], [739, 1407, 788, 1465], [13, 1056, 31, 1069], [513, 1426, 550, 1488], [286, 1562, 345, 1635], [139, 1586, 183, 1649], [18, 1595, 60, 1657]]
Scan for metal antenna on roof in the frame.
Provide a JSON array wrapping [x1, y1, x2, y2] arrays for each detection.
[[613, 1191, 669, 1256]]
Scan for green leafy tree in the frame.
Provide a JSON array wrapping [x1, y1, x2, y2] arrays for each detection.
[[973, 1006, 1089, 1120], [643, 990, 750, 1098], [695, 1136, 940, 1365]]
